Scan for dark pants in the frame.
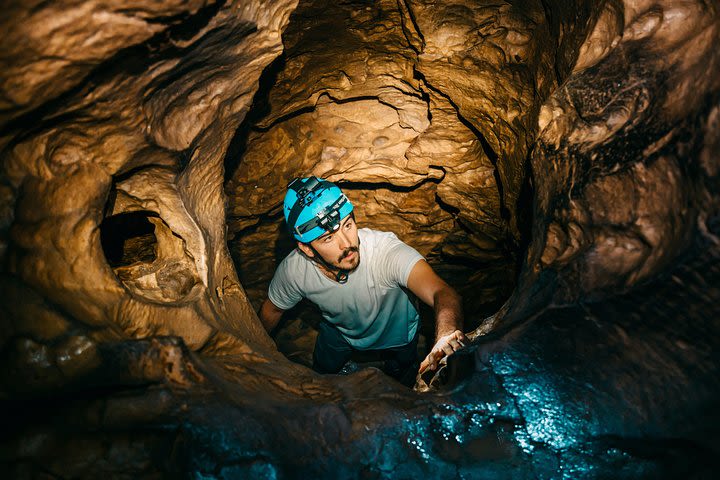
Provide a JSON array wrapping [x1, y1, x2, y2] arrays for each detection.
[[312, 321, 420, 386]]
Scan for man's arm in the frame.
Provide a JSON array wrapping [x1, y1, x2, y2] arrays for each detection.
[[259, 298, 285, 333], [406, 260, 467, 373]]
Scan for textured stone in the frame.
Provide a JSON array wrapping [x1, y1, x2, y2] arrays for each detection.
[[0, 0, 211, 128], [511, 0, 720, 308], [404, 0, 557, 236], [1, 0, 299, 355]]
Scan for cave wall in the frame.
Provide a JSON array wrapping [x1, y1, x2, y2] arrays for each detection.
[[485, 0, 720, 332], [1, 0, 305, 396]]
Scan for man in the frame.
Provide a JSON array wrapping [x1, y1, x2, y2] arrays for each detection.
[[259, 176, 467, 385]]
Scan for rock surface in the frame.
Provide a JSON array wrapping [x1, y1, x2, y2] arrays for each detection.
[[1, 0, 719, 478]]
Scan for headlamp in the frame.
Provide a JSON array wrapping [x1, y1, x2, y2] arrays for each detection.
[[294, 195, 347, 235]]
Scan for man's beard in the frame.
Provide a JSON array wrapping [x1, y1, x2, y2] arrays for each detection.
[[324, 245, 359, 271], [306, 236, 362, 273], [338, 246, 359, 263]]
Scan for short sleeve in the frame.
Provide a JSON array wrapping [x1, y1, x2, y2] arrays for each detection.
[[268, 256, 303, 310], [376, 232, 424, 288]]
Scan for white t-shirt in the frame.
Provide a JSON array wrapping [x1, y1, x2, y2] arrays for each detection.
[[268, 228, 424, 350]]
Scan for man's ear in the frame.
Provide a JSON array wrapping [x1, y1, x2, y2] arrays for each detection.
[[297, 241, 315, 258]]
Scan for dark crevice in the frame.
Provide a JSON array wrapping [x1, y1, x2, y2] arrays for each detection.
[[340, 176, 443, 192], [398, 0, 425, 48], [253, 91, 425, 133], [513, 149, 536, 259], [476, 134, 512, 222], [434, 193, 460, 217], [538, 0, 564, 86], [100, 211, 160, 268], [413, 67, 513, 223], [223, 53, 287, 183], [145, 22, 259, 99]]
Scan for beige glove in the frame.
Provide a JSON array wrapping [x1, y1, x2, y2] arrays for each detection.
[[419, 330, 468, 373]]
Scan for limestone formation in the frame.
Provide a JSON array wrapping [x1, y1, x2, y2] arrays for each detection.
[[1, 0, 719, 478]]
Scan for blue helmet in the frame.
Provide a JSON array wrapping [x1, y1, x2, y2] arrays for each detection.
[[283, 176, 354, 243]]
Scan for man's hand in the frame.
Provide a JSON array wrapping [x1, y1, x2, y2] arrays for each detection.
[[419, 330, 468, 373], [406, 260, 466, 374]]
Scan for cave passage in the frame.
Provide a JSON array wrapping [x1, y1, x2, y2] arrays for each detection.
[[223, 0, 523, 373]]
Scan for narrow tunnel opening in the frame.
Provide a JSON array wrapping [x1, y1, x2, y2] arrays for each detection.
[[223, 0, 524, 388], [100, 206, 201, 303], [100, 211, 159, 268]]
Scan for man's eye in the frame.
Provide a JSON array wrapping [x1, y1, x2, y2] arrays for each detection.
[[344, 222, 352, 230], [324, 235, 333, 243]]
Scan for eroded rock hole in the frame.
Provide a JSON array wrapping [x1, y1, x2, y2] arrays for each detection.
[[101, 211, 159, 268], [101, 208, 200, 304]]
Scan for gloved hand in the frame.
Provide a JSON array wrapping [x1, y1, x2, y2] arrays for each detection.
[[419, 330, 468, 373]]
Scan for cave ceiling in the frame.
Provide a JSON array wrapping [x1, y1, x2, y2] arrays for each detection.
[[1, 0, 719, 478]]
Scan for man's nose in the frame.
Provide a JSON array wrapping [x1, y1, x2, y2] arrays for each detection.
[[336, 230, 350, 249]]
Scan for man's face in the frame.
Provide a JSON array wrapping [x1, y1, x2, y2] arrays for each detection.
[[301, 215, 360, 271]]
